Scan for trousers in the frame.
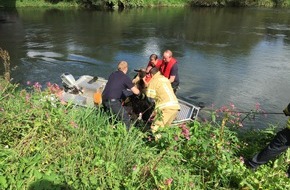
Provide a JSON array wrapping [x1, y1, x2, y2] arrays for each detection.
[[247, 127, 290, 169], [151, 108, 179, 133], [102, 99, 132, 130]]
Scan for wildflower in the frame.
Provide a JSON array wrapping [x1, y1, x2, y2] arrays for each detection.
[[147, 135, 152, 142], [48, 83, 61, 94], [26, 81, 31, 85], [230, 102, 235, 109], [179, 124, 190, 140], [174, 135, 179, 141], [255, 103, 260, 111], [46, 82, 51, 87], [132, 165, 137, 171], [70, 121, 78, 128], [25, 94, 31, 102], [0, 107, 4, 112], [189, 182, 195, 188], [164, 178, 173, 186], [33, 82, 42, 91]]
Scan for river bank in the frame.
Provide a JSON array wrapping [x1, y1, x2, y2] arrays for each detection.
[[1, 75, 290, 189], [1, 0, 290, 9]]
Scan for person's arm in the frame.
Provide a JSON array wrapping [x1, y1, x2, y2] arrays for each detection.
[[146, 65, 153, 73], [132, 75, 140, 84], [169, 64, 178, 83], [131, 86, 140, 95], [124, 75, 140, 95], [146, 83, 156, 100], [169, 75, 175, 83]]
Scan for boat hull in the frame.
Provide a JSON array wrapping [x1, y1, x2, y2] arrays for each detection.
[[60, 74, 200, 124]]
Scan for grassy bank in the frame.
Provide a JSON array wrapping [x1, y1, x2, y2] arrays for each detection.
[[1, 77, 290, 189], [0, 0, 78, 8]]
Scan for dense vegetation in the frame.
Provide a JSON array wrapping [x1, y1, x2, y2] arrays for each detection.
[[1, 0, 290, 8], [1, 49, 290, 189]]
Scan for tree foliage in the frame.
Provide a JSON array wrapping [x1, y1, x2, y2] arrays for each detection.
[[74, 0, 290, 9], [1, 0, 289, 8]]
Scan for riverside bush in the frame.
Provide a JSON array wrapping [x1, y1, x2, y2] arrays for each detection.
[[1, 79, 290, 189]]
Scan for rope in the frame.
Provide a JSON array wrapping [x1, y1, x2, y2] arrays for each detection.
[[201, 108, 284, 115], [201, 108, 284, 123]]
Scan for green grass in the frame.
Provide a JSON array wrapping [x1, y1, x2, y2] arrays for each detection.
[[1, 78, 290, 189]]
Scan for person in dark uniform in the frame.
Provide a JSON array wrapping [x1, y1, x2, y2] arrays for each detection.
[[245, 103, 290, 176], [102, 61, 141, 130]]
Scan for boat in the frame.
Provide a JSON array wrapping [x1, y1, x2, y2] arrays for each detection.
[[60, 73, 200, 124]]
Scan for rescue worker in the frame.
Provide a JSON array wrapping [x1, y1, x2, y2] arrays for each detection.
[[159, 50, 179, 93], [145, 54, 162, 83], [146, 67, 180, 133], [102, 61, 142, 130], [245, 103, 290, 176]]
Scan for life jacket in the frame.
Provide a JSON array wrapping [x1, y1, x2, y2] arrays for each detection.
[[146, 59, 162, 69], [94, 86, 104, 105], [145, 75, 152, 83], [145, 59, 162, 83], [159, 57, 177, 78]]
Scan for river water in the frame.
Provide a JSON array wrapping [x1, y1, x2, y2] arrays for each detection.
[[1, 7, 290, 128]]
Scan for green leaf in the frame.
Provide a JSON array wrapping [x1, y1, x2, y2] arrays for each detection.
[[34, 170, 43, 180], [0, 176, 8, 188], [34, 121, 42, 127], [89, 175, 98, 185]]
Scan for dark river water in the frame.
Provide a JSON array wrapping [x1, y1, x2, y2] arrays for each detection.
[[1, 7, 290, 129]]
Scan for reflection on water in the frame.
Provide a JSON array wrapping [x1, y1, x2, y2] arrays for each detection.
[[1, 7, 290, 128]]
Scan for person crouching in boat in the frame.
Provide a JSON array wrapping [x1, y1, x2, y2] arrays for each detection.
[[102, 61, 143, 130], [145, 54, 162, 83], [146, 67, 180, 133]]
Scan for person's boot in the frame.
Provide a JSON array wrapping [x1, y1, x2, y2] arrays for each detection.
[[244, 159, 257, 171]]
